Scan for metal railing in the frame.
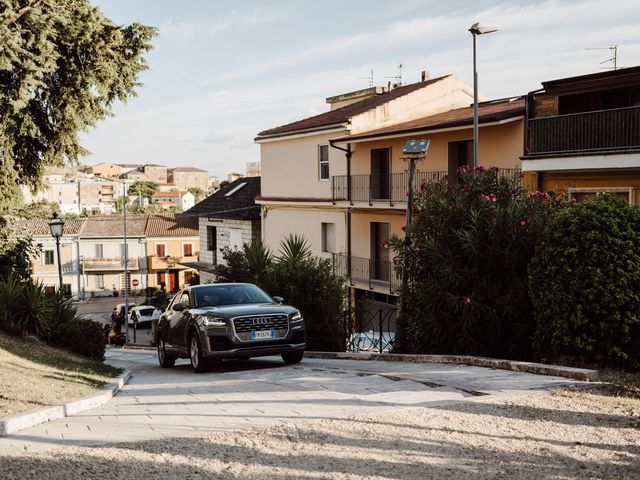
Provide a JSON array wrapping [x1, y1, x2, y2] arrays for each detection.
[[527, 105, 640, 156], [83, 257, 139, 271], [332, 171, 447, 205], [332, 254, 400, 294]]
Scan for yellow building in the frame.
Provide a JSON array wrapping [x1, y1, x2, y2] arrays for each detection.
[[521, 66, 640, 203]]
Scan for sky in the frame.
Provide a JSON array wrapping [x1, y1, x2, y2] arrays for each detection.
[[82, 0, 640, 179]]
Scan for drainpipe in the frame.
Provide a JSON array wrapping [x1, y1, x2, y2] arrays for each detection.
[[329, 141, 353, 278]]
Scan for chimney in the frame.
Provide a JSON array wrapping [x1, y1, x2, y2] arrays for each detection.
[[421, 69, 430, 82]]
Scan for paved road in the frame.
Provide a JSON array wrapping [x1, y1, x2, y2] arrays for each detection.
[[76, 296, 153, 345], [0, 350, 583, 454]]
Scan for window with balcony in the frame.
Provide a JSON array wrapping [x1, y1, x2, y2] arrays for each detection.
[[318, 145, 329, 180], [183, 243, 193, 257], [448, 140, 473, 184], [44, 250, 55, 265], [156, 243, 166, 257], [370, 222, 390, 282], [370, 148, 390, 200], [321, 223, 335, 253], [95, 244, 104, 258]]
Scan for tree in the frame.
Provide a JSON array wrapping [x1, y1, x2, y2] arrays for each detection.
[[0, 1, 156, 209], [188, 187, 205, 203], [391, 166, 565, 359], [129, 181, 159, 200], [529, 194, 640, 369]]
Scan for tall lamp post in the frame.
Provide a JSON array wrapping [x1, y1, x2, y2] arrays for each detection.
[[48, 213, 65, 292], [469, 22, 498, 169], [393, 139, 430, 354]]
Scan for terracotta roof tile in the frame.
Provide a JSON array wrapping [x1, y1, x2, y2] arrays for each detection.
[[21, 218, 86, 237], [145, 214, 199, 237], [255, 76, 449, 139], [79, 215, 148, 238]]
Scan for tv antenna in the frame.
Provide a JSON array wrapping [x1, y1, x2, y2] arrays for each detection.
[[385, 64, 403, 86], [358, 69, 374, 88], [585, 45, 619, 70]]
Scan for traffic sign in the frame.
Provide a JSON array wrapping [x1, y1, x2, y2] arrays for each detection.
[[131, 279, 140, 287]]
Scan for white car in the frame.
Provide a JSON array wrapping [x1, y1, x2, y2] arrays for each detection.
[[128, 306, 156, 329]]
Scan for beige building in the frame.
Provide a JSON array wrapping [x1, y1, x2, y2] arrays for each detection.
[[246, 162, 261, 177], [143, 164, 168, 184], [151, 190, 195, 211], [83, 163, 121, 178], [146, 214, 199, 292], [256, 74, 524, 331], [168, 167, 209, 191]]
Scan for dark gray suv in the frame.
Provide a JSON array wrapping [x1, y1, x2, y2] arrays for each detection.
[[157, 283, 306, 372]]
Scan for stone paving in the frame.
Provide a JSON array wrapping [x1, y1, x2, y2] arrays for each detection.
[[0, 349, 586, 454]]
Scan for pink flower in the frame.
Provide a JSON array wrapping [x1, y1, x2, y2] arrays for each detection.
[[474, 165, 487, 173], [464, 297, 472, 305], [520, 220, 526, 226]]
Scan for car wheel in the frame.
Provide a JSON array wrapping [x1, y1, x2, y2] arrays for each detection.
[[189, 331, 208, 373], [157, 335, 175, 368], [281, 350, 304, 364]]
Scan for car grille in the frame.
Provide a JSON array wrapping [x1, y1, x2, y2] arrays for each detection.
[[232, 314, 289, 341]]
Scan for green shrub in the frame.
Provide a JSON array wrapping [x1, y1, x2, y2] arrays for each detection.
[[40, 289, 81, 342], [58, 317, 106, 360], [0, 275, 49, 336], [392, 166, 565, 359], [529, 194, 640, 369]]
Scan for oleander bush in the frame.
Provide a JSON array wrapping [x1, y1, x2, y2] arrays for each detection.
[[529, 194, 640, 369], [391, 166, 566, 359]]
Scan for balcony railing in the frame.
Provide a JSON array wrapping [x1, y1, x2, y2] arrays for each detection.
[[149, 254, 199, 270], [332, 171, 447, 205], [83, 257, 139, 271], [527, 105, 640, 156], [332, 254, 400, 294]]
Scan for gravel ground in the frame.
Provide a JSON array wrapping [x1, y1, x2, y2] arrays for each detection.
[[1, 391, 638, 479]]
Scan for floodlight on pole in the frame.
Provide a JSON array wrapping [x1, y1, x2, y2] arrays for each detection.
[[469, 22, 498, 169], [48, 212, 65, 291], [393, 139, 430, 354]]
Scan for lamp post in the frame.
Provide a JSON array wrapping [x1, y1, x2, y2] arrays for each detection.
[[469, 22, 498, 169], [393, 139, 430, 354], [48, 213, 65, 292]]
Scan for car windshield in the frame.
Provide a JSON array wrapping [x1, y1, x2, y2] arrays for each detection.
[[138, 308, 155, 317], [193, 284, 273, 308]]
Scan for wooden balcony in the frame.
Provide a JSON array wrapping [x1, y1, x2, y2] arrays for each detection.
[[526, 106, 640, 157], [83, 257, 139, 271], [332, 254, 400, 294]]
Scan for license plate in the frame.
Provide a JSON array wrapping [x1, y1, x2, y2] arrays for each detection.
[[251, 330, 275, 340]]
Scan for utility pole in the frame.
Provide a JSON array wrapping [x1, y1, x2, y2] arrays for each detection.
[[122, 180, 130, 344]]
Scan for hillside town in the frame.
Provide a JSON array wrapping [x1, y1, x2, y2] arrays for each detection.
[[1, 1, 639, 479]]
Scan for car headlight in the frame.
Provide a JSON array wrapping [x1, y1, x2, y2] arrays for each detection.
[[199, 316, 227, 328], [291, 310, 303, 322]]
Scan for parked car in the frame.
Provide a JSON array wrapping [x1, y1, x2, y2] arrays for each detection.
[[157, 283, 306, 373], [128, 305, 156, 329], [112, 303, 136, 320]]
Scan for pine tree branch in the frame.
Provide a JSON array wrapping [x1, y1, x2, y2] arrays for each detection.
[[4, 1, 43, 25]]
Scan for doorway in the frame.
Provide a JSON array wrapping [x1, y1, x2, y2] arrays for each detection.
[[370, 148, 390, 200], [370, 222, 390, 282]]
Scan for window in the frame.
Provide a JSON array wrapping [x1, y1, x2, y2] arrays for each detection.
[[447, 140, 473, 184], [95, 244, 104, 259], [183, 243, 193, 257], [95, 274, 104, 289], [569, 187, 633, 205], [319, 145, 329, 180], [207, 226, 217, 251], [44, 250, 55, 265], [225, 182, 247, 196], [321, 223, 335, 253], [184, 271, 193, 285], [156, 243, 166, 257], [157, 272, 166, 285]]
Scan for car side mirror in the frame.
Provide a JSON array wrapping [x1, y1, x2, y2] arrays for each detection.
[[273, 296, 284, 304], [173, 303, 186, 312]]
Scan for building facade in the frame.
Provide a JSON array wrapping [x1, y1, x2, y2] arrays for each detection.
[[168, 167, 209, 191]]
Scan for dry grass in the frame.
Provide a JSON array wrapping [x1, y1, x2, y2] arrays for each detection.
[[0, 331, 121, 416]]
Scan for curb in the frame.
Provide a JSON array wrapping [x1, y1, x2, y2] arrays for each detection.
[[0, 370, 131, 437], [305, 352, 598, 382]]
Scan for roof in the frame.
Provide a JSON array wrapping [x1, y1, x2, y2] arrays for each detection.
[[79, 215, 148, 238], [184, 176, 261, 220], [170, 167, 208, 173], [145, 214, 199, 237], [152, 191, 190, 198], [21, 218, 86, 237], [332, 98, 525, 143], [255, 76, 449, 140], [538, 65, 640, 95]]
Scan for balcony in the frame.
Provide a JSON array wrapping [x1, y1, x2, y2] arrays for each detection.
[[149, 254, 199, 271], [83, 257, 139, 271], [527, 106, 640, 157], [332, 254, 400, 294]]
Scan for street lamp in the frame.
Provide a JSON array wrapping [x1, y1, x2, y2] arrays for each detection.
[[393, 139, 430, 354], [48, 212, 65, 292], [469, 22, 498, 169]]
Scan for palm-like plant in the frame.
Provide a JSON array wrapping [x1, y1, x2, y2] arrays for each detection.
[[278, 234, 312, 262], [243, 241, 273, 283]]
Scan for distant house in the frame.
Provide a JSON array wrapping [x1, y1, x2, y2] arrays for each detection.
[[151, 190, 195, 211], [184, 176, 261, 282], [168, 167, 209, 191]]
